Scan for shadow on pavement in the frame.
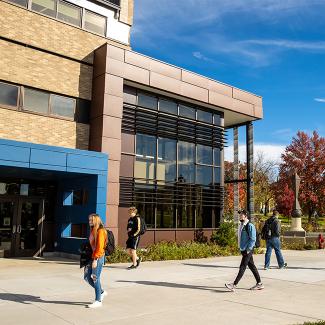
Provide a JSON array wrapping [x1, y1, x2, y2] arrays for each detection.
[[117, 280, 234, 293], [183, 263, 238, 269], [0, 293, 88, 306]]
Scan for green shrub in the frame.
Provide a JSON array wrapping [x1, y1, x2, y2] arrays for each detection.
[[281, 241, 319, 251], [106, 241, 241, 264], [211, 221, 237, 247], [302, 321, 325, 325]]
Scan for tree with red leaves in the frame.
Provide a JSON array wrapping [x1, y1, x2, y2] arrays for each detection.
[[277, 131, 325, 218]]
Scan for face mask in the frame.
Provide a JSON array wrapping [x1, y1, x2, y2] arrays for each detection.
[[240, 219, 245, 223]]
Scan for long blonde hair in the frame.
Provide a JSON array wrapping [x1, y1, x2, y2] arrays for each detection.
[[89, 213, 105, 244]]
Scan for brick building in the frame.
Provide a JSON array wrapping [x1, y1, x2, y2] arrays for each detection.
[[0, 0, 263, 257]]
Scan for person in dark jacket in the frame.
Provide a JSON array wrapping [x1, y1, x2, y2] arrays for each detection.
[[263, 209, 287, 270], [126, 206, 142, 270]]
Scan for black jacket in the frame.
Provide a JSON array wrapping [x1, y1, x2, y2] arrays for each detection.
[[265, 216, 281, 238], [127, 216, 141, 237]]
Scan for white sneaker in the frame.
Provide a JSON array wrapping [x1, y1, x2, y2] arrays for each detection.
[[101, 290, 108, 302], [225, 283, 236, 292], [88, 301, 102, 308]]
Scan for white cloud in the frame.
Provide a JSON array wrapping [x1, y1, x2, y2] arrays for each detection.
[[224, 143, 286, 164], [314, 98, 325, 103]]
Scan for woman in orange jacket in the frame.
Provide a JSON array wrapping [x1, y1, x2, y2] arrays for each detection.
[[84, 213, 107, 308]]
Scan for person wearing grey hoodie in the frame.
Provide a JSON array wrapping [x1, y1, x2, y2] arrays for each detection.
[[225, 210, 264, 291]]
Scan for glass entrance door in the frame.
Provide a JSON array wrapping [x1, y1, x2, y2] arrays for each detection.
[[0, 199, 18, 257], [14, 199, 44, 257]]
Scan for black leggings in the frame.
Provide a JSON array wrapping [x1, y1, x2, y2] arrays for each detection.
[[234, 251, 261, 285]]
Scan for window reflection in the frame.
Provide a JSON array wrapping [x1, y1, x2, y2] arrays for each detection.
[[157, 138, 176, 182], [196, 165, 212, 186], [179, 104, 195, 119], [197, 144, 212, 165], [178, 141, 195, 183]]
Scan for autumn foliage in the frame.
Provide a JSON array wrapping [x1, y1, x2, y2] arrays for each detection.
[[276, 131, 325, 217]]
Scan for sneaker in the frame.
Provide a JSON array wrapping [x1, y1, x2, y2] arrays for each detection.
[[101, 290, 108, 302], [279, 263, 287, 269], [87, 301, 102, 308], [136, 257, 142, 267], [127, 264, 137, 270], [250, 283, 264, 290], [225, 283, 236, 292], [264, 266, 269, 270]]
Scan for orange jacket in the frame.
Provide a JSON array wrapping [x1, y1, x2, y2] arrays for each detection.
[[90, 228, 107, 259]]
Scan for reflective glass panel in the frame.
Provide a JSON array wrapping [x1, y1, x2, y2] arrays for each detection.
[[179, 104, 195, 119], [159, 99, 177, 115], [57, 0, 81, 27], [32, 0, 56, 17], [138, 93, 158, 110], [24, 88, 49, 114], [157, 138, 176, 182], [84, 10, 106, 36], [197, 110, 212, 123], [51, 94, 75, 118], [0, 82, 19, 107], [178, 141, 195, 183], [196, 165, 212, 186], [197, 144, 212, 165], [213, 148, 221, 166]]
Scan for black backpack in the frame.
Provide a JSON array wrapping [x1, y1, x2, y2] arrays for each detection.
[[261, 218, 278, 240], [105, 230, 115, 256], [245, 222, 261, 249], [138, 216, 147, 236]]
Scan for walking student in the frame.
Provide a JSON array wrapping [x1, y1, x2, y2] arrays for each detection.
[[84, 213, 108, 308], [263, 209, 287, 270], [126, 206, 142, 270], [225, 210, 264, 291]]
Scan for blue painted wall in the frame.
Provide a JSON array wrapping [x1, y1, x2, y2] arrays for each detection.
[[0, 138, 108, 255]]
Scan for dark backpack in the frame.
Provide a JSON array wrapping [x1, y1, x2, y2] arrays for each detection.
[[245, 223, 261, 249], [138, 216, 147, 236], [105, 230, 115, 256], [261, 218, 278, 240]]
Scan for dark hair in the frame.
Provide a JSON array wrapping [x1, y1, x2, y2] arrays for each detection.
[[238, 209, 248, 216]]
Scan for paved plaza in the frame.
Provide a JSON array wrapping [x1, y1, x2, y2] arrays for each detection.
[[1, 250, 325, 325]]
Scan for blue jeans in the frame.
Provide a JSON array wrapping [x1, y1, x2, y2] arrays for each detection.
[[84, 255, 105, 301], [264, 237, 285, 268]]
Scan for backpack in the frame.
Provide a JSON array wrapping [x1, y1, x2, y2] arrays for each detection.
[[138, 216, 147, 236], [261, 218, 278, 240], [104, 229, 115, 256], [245, 222, 261, 249]]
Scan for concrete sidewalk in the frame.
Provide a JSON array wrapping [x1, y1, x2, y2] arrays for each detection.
[[1, 250, 325, 325]]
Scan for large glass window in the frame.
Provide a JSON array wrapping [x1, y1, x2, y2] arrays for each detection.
[[84, 10, 106, 36], [135, 188, 155, 228], [196, 165, 212, 186], [197, 144, 212, 165], [156, 204, 176, 228], [57, 0, 81, 27], [178, 141, 195, 183], [31, 0, 56, 17], [157, 138, 176, 182], [135, 134, 156, 181], [177, 205, 195, 228], [51, 94, 75, 119], [197, 110, 212, 123], [196, 205, 213, 228], [0, 82, 19, 107], [214, 167, 221, 184], [159, 99, 177, 115], [138, 93, 158, 110], [214, 114, 221, 126], [179, 104, 195, 119], [7, 0, 27, 7], [24, 88, 49, 114]]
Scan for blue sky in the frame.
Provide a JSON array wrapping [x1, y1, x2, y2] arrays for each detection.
[[131, 0, 325, 162]]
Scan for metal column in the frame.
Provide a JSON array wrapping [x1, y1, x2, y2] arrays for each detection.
[[246, 122, 254, 218], [233, 127, 239, 223]]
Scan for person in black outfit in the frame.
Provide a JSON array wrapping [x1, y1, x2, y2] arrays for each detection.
[[126, 206, 141, 270]]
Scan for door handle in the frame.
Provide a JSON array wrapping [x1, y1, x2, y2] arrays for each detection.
[[12, 225, 16, 234], [17, 225, 22, 234]]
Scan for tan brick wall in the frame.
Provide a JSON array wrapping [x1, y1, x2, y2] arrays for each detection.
[[0, 40, 92, 100], [0, 108, 89, 150], [0, 1, 129, 64], [120, 0, 133, 26]]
